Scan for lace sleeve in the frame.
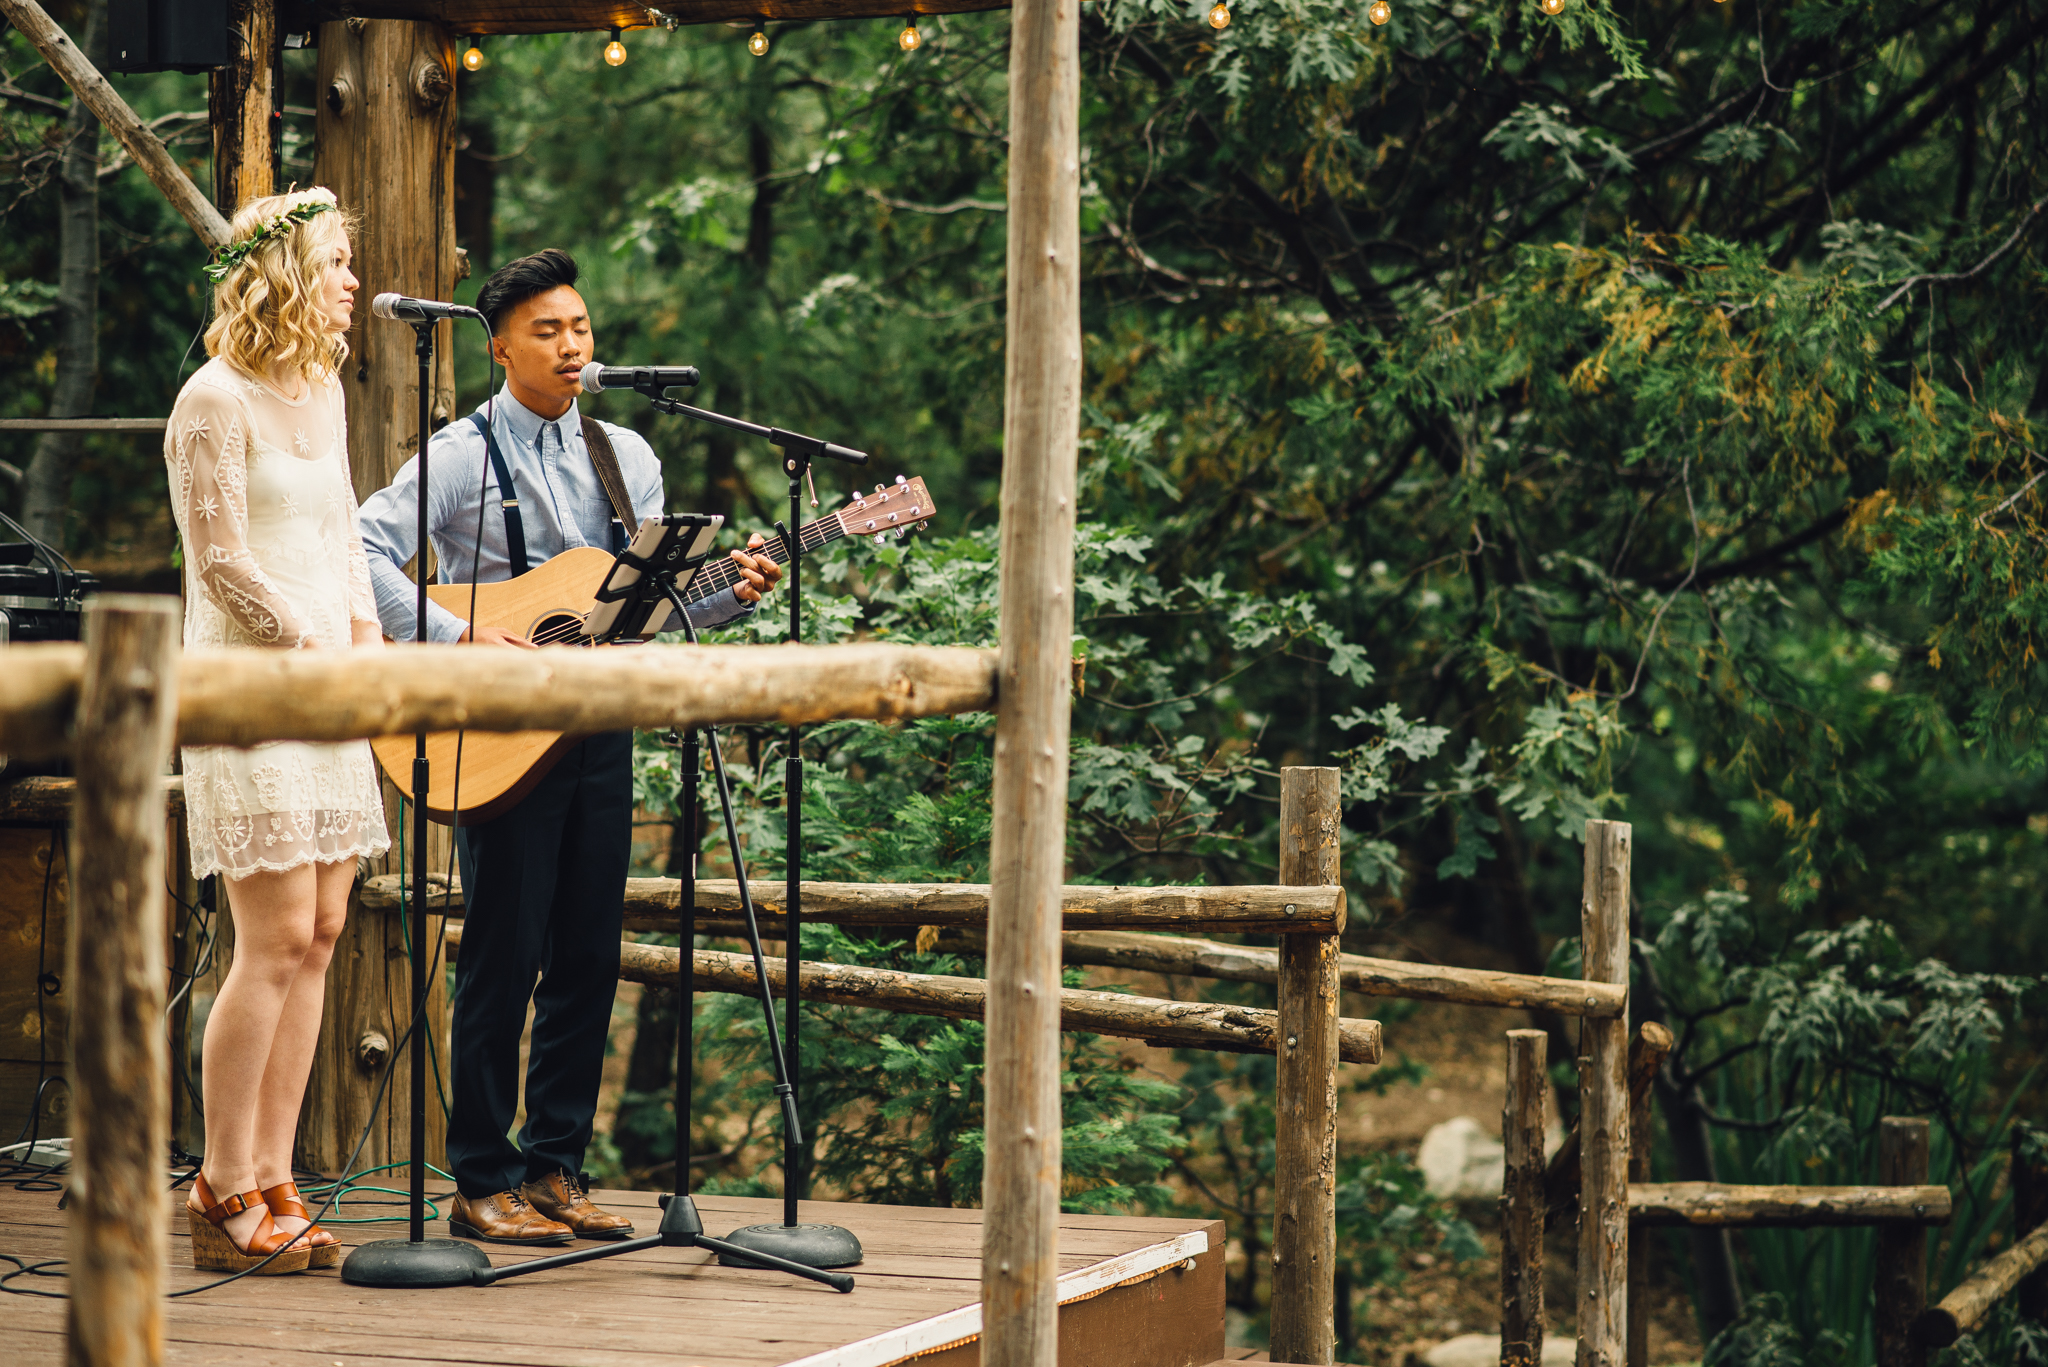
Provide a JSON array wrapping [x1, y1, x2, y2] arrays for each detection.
[[167, 384, 315, 648], [328, 382, 380, 626]]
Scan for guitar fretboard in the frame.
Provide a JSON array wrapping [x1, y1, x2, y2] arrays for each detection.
[[682, 510, 843, 604]]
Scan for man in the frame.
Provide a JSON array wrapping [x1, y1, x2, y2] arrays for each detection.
[[359, 248, 780, 1244]]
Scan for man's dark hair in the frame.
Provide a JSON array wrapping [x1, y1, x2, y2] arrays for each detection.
[[475, 248, 579, 335]]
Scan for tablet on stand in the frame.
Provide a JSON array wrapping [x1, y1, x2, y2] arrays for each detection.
[[584, 513, 723, 644]]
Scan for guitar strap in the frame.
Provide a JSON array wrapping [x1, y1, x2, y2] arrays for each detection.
[[467, 411, 529, 578], [580, 417, 637, 554]]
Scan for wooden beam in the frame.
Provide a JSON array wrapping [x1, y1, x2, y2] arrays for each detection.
[[1626, 1022, 1670, 1367], [211, 0, 277, 210], [1500, 1029, 1548, 1367], [0, 642, 998, 759], [0, 776, 184, 823], [361, 874, 1344, 933], [1577, 820, 1631, 1367], [315, 19, 461, 498], [1271, 767, 1339, 1365], [1914, 1221, 2048, 1347], [64, 597, 179, 1367], [0, 0, 230, 247], [305, 0, 1010, 36], [1875, 1118, 1932, 1367], [984, 0, 1081, 1351], [1630, 1183, 1952, 1227], [440, 923, 1383, 1063]]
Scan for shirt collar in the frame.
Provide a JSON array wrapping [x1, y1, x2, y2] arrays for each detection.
[[485, 386, 579, 450]]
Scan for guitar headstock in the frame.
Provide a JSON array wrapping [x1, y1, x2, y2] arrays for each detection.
[[836, 476, 939, 544]]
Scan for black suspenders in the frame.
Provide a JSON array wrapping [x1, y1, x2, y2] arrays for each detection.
[[468, 411, 530, 577]]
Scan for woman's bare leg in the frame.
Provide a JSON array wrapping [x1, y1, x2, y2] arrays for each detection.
[[252, 858, 355, 1236], [198, 862, 317, 1247]]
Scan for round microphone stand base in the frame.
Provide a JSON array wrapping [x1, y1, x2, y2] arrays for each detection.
[[340, 1237, 493, 1288], [717, 1221, 864, 1271]]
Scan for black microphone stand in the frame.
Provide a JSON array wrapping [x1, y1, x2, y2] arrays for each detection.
[[342, 320, 492, 1288], [634, 384, 866, 1272], [468, 582, 851, 1294]]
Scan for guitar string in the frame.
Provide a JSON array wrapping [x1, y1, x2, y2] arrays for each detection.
[[518, 504, 874, 646]]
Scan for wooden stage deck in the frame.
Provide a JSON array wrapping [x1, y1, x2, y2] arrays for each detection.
[[0, 1183, 1230, 1367]]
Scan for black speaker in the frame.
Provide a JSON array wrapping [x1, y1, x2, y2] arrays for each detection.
[[107, 0, 229, 74]]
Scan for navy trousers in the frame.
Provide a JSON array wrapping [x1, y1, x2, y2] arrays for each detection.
[[449, 731, 632, 1199]]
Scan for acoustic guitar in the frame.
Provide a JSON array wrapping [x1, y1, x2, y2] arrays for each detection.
[[370, 476, 938, 825]]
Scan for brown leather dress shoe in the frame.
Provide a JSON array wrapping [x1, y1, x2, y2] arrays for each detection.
[[448, 1190, 574, 1245], [519, 1170, 635, 1240]]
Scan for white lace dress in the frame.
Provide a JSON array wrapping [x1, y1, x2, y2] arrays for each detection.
[[165, 358, 391, 880]]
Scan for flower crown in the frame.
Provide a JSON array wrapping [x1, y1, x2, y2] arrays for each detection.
[[203, 188, 339, 284]]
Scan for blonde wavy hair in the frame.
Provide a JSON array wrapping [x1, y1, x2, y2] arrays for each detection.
[[204, 188, 359, 383]]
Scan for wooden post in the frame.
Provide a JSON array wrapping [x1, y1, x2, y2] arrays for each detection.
[[1625, 1021, 1665, 1367], [65, 596, 179, 1367], [307, 16, 460, 1171], [981, 0, 1080, 1354], [1577, 820, 1631, 1367], [1501, 1029, 1548, 1367], [314, 17, 460, 502], [1874, 1117, 1931, 1367], [209, 0, 276, 210], [1273, 766, 1341, 1365]]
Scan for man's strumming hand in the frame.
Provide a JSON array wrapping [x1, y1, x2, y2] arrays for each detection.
[[462, 623, 537, 648]]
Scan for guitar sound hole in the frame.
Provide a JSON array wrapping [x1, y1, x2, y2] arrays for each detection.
[[530, 613, 584, 645]]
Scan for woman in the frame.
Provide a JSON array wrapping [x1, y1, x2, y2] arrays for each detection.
[[166, 187, 390, 1274]]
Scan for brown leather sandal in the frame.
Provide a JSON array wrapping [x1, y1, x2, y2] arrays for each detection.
[[185, 1172, 313, 1274], [260, 1182, 341, 1269]]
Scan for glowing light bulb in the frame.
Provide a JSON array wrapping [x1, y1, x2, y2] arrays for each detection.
[[1367, 0, 1391, 22], [603, 29, 627, 65], [899, 21, 921, 50], [1208, 2, 1231, 27], [461, 40, 485, 72], [748, 27, 769, 55], [1540, 0, 1565, 11]]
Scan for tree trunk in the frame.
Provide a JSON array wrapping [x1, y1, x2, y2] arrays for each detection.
[[22, 0, 102, 549]]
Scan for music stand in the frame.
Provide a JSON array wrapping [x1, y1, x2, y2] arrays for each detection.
[[469, 534, 852, 1295]]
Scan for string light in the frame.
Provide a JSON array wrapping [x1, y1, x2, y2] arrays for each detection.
[[1367, 0, 1392, 22], [1208, 1, 1231, 27], [899, 18, 921, 49], [748, 25, 770, 55], [461, 36, 485, 71], [603, 27, 627, 65], [1540, 0, 1565, 11]]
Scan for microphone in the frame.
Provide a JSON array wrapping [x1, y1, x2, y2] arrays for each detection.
[[579, 362, 701, 394], [371, 293, 483, 324]]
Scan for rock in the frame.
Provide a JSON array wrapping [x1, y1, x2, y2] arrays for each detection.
[[1419, 1332, 1577, 1366], [1416, 1116, 1505, 1199]]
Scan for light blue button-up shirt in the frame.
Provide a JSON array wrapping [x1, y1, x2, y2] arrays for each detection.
[[358, 387, 752, 643]]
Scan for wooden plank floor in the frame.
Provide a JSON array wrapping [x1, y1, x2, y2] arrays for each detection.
[[0, 1181, 1224, 1367]]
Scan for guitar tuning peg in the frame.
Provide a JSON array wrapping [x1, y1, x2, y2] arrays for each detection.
[[894, 474, 907, 485], [894, 527, 907, 540], [873, 483, 885, 494], [873, 531, 886, 545]]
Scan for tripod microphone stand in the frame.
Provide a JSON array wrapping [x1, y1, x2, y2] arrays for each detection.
[[342, 319, 492, 1289], [470, 575, 851, 1294], [621, 379, 868, 1271]]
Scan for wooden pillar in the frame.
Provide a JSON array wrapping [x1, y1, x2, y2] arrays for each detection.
[[1273, 766, 1341, 1365], [2019, 1125, 2048, 1325], [1576, 820, 1630, 1367], [65, 597, 179, 1367], [1874, 1117, 1930, 1367], [981, 0, 1080, 1356], [1625, 1022, 1672, 1367], [1501, 1029, 1548, 1367], [313, 17, 460, 501], [209, 0, 275, 211], [302, 18, 458, 1174]]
